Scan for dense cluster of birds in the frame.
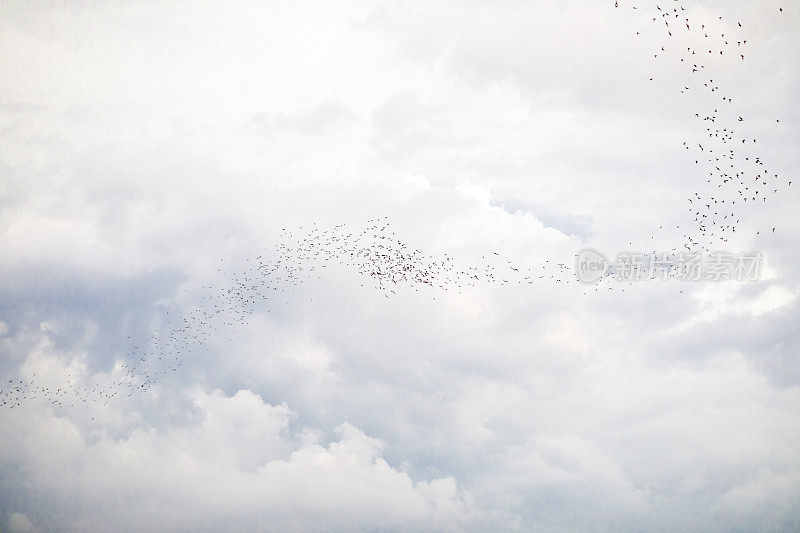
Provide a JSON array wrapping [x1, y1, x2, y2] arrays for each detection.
[[1, 2, 791, 411], [614, 0, 791, 252], [0, 217, 579, 410]]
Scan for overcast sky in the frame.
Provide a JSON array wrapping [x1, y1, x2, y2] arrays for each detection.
[[1, 1, 799, 531]]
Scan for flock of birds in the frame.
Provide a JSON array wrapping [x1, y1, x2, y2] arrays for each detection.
[[615, 0, 791, 252], [0, 217, 577, 410], [1, 2, 792, 411]]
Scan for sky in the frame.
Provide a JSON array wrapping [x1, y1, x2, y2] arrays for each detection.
[[0, 0, 799, 531]]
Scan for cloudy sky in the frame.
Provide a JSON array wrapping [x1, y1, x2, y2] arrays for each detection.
[[1, 0, 799, 531]]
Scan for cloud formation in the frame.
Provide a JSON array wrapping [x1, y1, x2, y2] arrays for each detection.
[[1, 0, 798, 531]]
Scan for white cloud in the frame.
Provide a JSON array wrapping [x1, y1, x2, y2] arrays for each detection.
[[0, 386, 474, 532]]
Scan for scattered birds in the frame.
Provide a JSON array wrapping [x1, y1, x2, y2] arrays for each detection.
[[616, 0, 790, 251]]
